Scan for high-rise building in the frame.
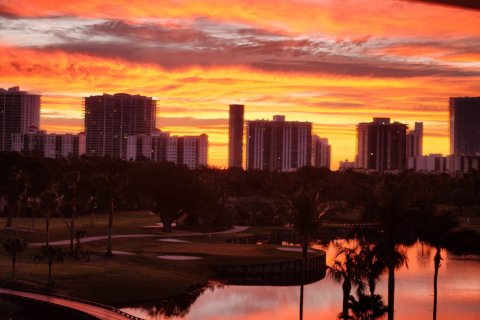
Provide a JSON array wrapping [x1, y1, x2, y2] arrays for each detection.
[[339, 159, 356, 171], [246, 115, 312, 171], [406, 122, 424, 170], [408, 154, 446, 173], [406, 122, 423, 158], [356, 117, 408, 173], [228, 104, 244, 168], [11, 127, 84, 159], [450, 97, 480, 156], [165, 135, 179, 164], [11, 128, 45, 157], [181, 134, 208, 169], [0, 87, 40, 151], [126, 134, 153, 161], [84, 93, 156, 159], [312, 135, 331, 169], [56, 134, 82, 158], [446, 154, 480, 175], [78, 132, 86, 156], [125, 132, 208, 169]]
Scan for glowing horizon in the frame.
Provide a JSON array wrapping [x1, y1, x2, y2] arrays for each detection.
[[1, 0, 479, 169]]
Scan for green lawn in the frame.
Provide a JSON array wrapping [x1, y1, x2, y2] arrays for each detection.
[[0, 211, 160, 243], [0, 211, 313, 305]]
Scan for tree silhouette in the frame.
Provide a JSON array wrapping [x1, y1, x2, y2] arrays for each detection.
[[3, 238, 27, 283], [285, 187, 327, 320], [371, 175, 426, 320], [61, 171, 80, 253], [74, 230, 88, 260], [26, 196, 40, 229], [329, 246, 366, 320], [39, 189, 59, 247], [420, 212, 459, 320], [137, 163, 201, 232], [5, 168, 28, 227], [358, 245, 386, 298], [348, 291, 387, 320], [286, 187, 326, 259], [35, 245, 64, 287], [88, 195, 96, 228], [92, 170, 128, 256]]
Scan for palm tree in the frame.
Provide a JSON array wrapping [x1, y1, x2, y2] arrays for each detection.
[[27, 196, 40, 229], [287, 188, 327, 259], [286, 187, 327, 320], [372, 176, 423, 320], [88, 195, 96, 228], [374, 241, 407, 320], [40, 189, 59, 247], [420, 212, 458, 320], [93, 171, 128, 256], [329, 246, 365, 320], [359, 245, 386, 297], [5, 168, 28, 228], [3, 238, 27, 283], [62, 171, 80, 253], [348, 291, 387, 320], [343, 244, 388, 320], [35, 245, 64, 286], [74, 230, 88, 259]]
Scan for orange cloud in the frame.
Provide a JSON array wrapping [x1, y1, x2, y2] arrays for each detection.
[[2, 43, 476, 169], [442, 52, 480, 62], [1, 0, 479, 38]]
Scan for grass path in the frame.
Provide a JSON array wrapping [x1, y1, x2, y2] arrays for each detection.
[[29, 226, 250, 246]]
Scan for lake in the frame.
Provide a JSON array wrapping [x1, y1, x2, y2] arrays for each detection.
[[123, 241, 480, 319]]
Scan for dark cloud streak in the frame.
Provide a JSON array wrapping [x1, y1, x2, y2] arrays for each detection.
[[250, 59, 480, 78], [4, 17, 479, 79], [408, 0, 480, 10]]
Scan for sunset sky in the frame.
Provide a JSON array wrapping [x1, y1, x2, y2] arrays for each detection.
[[1, 0, 479, 168]]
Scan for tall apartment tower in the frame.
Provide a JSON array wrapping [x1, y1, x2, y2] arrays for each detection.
[[406, 122, 424, 170], [406, 122, 423, 158], [84, 93, 156, 158], [312, 135, 331, 169], [0, 86, 40, 151], [356, 117, 408, 173], [450, 97, 480, 156], [228, 104, 244, 168], [246, 115, 312, 172]]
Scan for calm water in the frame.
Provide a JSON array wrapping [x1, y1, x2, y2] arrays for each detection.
[[123, 241, 480, 320]]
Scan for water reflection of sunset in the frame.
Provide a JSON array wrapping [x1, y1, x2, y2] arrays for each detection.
[[124, 242, 480, 319]]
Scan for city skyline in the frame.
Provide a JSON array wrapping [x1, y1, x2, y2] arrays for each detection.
[[1, 1, 479, 168]]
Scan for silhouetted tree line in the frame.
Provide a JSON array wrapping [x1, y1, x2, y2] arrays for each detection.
[[1, 151, 480, 319], [1, 152, 480, 231]]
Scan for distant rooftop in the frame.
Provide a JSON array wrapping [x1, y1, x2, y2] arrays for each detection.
[[373, 117, 391, 125], [0, 86, 21, 93]]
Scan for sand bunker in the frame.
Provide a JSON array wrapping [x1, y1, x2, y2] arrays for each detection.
[[276, 247, 316, 253], [158, 238, 189, 243], [157, 255, 203, 260], [111, 250, 135, 256]]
